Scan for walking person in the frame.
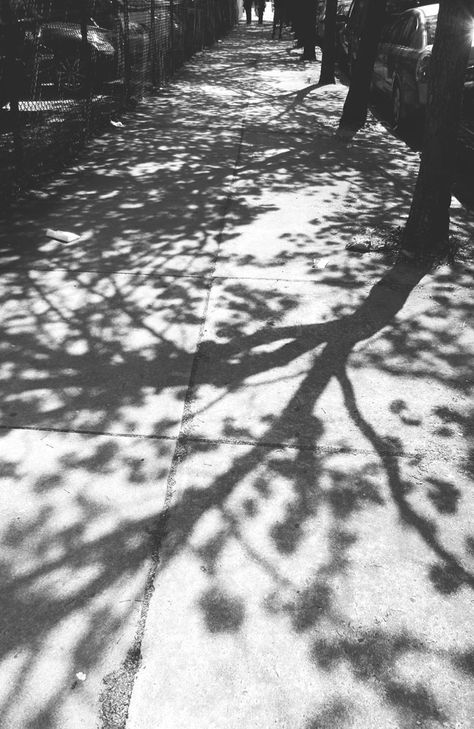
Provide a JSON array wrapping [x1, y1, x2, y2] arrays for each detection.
[[243, 0, 253, 24], [255, 0, 267, 25]]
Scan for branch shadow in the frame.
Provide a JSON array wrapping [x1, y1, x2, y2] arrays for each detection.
[[0, 18, 473, 729]]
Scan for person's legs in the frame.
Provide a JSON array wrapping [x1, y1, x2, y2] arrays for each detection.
[[244, 2, 252, 23]]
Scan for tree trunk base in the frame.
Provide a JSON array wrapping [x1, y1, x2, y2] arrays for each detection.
[[319, 73, 335, 86], [335, 124, 358, 141]]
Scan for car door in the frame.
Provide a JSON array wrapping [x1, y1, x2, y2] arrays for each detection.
[[377, 17, 404, 93], [345, 0, 368, 68], [385, 17, 410, 90], [373, 22, 393, 91], [393, 14, 421, 106]]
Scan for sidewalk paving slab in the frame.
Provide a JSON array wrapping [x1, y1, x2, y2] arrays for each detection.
[[0, 126, 242, 277], [126, 18, 474, 729], [0, 270, 209, 437], [127, 440, 473, 729], [0, 428, 174, 729], [0, 11, 473, 729]]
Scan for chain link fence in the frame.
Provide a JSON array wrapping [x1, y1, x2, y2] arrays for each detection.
[[0, 0, 239, 198]]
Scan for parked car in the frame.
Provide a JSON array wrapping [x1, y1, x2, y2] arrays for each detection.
[[372, 3, 474, 128], [315, 0, 351, 50], [341, 0, 436, 73], [42, 1, 150, 93], [39, 20, 117, 94], [0, 1, 150, 104], [0, 17, 55, 107], [315, 4, 326, 47], [335, 0, 353, 59]]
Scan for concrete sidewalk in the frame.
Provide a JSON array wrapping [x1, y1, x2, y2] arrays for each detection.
[[1, 13, 473, 729]]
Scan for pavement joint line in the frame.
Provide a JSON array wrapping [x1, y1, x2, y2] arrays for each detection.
[[0, 265, 466, 296], [175, 434, 438, 460], [0, 266, 217, 280], [0, 423, 178, 442], [0, 423, 458, 461], [162, 114, 250, 475], [104, 107, 253, 724]]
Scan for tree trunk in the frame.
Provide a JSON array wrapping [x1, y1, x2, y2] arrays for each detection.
[[338, 0, 387, 133], [401, 0, 474, 260], [319, 0, 337, 85], [301, 0, 317, 61]]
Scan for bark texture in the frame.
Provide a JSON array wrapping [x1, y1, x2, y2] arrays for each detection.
[[293, 0, 317, 60], [402, 0, 474, 260], [319, 0, 338, 85], [338, 0, 387, 132]]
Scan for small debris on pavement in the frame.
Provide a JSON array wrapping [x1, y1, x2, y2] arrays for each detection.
[[312, 257, 330, 269], [110, 120, 124, 128], [75, 672, 87, 681], [346, 239, 371, 253], [46, 229, 81, 243]]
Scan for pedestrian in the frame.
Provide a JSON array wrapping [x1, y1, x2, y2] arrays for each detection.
[[243, 0, 253, 24], [255, 0, 266, 25]]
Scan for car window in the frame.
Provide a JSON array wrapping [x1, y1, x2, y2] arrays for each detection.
[[424, 14, 437, 44], [46, 1, 82, 22], [402, 17, 418, 48], [347, 0, 369, 34], [337, 0, 352, 16], [380, 22, 394, 43], [92, 0, 115, 27], [387, 18, 406, 44], [388, 16, 418, 47]]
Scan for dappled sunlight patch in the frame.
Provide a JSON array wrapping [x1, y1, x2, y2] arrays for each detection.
[[0, 126, 239, 276], [0, 271, 206, 436], [1, 14, 473, 729], [134, 428, 473, 728], [0, 428, 173, 729]]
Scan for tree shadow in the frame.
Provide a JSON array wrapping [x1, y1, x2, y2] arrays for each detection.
[[0, 17, 473, 729]]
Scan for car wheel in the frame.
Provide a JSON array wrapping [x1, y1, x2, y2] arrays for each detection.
[[55, 56, 85, 95]]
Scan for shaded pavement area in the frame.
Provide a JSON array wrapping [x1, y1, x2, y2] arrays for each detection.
[[0, 11, 473, 729]]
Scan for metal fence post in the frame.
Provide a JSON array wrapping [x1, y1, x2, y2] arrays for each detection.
[[80, 0, 93, 135], [123, 0, 131, 102], [170, 0, 175, 73], [150, 0, 157, 86]]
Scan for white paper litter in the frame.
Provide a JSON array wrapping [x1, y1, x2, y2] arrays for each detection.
[[46, 229, 81, 243], [312, 257, 330, 269]]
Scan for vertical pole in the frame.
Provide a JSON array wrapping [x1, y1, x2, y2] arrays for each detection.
[[150, 0, 157, 86], [123, 0, 131, 102], [110, 0, 123, 107], [170, 0, 175, 73], [79, 0, 92, 135]]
